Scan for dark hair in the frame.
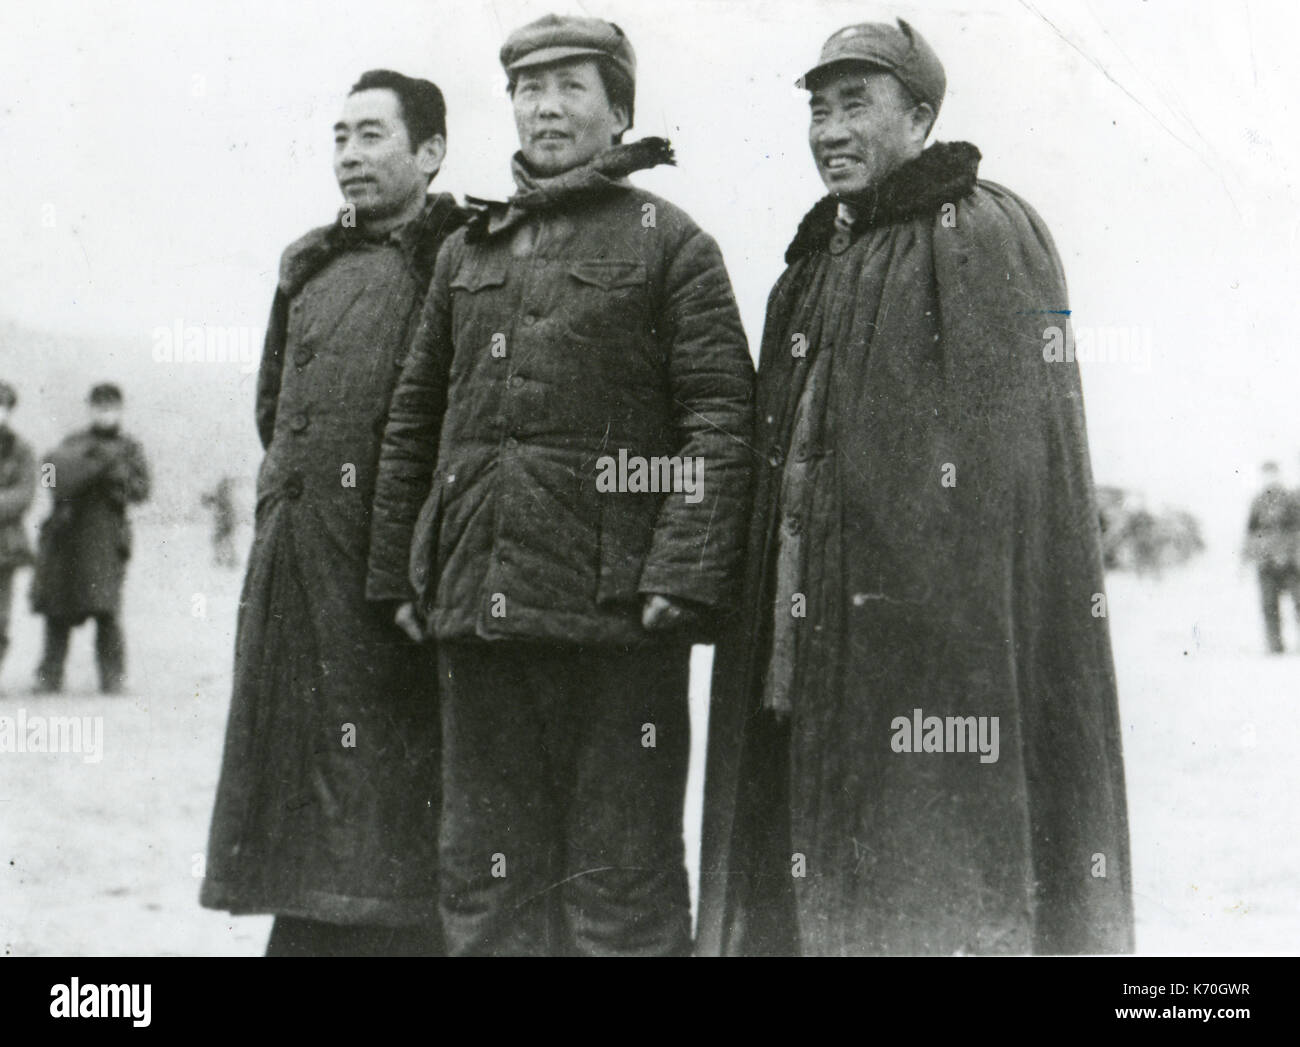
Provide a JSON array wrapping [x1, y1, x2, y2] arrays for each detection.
[[350, 69, 447, 149], [88, 382, 123, 405], [507, 57, 634, 145]]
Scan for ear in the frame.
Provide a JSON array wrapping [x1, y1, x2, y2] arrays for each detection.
[[415, 134, 446, 180], [610, 103, 630, 140], [909, 102, 936, 144]]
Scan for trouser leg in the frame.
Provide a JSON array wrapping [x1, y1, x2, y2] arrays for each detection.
[[437, 641, 561, 956], [95, 613, 125, 692], [562, 641, 693, 957], [264, 915, 441, 957], [728, 709, 800, 956], [36, 616, 72, 690], [1259, 568, 1284, 652], [0, 568, 13, 672]]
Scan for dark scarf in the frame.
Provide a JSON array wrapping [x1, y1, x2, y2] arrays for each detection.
[[466, 137, 676, 241], [279, 192, 465, 298], [784, 141, 981, 263]]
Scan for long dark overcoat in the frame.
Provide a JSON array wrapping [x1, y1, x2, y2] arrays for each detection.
[[30, 427, 150, 620], [201, 196, 468, 926], [697, 143, 1135, 956]]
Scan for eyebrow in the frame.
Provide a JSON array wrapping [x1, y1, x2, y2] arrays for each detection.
[[333, 118, 389, 132]]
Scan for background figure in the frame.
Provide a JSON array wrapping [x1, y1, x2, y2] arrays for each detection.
[[30, 383, 150, 694], [1241, 461, 1300, 653], [0, 381, 37, 683], [200, 476, 239, 568]]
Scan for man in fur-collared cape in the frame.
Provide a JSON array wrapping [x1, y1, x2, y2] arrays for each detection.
[[696, 18, 1135, 956]]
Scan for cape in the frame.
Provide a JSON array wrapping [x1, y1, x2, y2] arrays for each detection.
[[697, 142, 1135, 956]]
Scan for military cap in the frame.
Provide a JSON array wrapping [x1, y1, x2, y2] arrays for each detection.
[[88, 382, 124, 405], [800, 18, 946, 114], [500, 14, 636, 100], [0, 381, 16, 408]]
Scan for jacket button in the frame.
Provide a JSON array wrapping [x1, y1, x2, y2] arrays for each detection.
[[285, 475, 303, 499], [523, 314, 537, 326], [767, 445, 785, 468], [783, 514, 802, 536], [508, 375, 524, 390], [294, 344, 314, 367], [505, 437, 519, 449], [290, 410, 309, 433]]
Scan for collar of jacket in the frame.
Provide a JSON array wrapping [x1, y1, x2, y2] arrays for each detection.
[[277, 192, 465, 298], [784, 141, 981, 264], [464, 136, 676, 243]]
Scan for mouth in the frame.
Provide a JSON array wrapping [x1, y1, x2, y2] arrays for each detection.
[[820, 155, 862, 172], [532, 130, 571, 143], [341, 178, 374, 189]]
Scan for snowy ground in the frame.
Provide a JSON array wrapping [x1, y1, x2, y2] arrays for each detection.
[[1, 521, 1297, 956]]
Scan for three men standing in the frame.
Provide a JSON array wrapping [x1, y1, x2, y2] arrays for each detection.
[[201, 70, 468, 955], [202, 13, 1134, 958], [697, 19, 1134, 955], [365, 15, 754, 955]]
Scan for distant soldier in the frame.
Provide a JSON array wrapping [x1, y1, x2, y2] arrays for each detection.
[[0, 381, 37, 683], [1242, 461, 1300, 653], [30, 383, 151, 693], [200, 476, 238, 568]]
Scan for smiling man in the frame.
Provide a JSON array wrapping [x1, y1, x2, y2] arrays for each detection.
[[698, 19, 1135, 956], [201, 70, 468, 956], [366, 14, 753, 956]]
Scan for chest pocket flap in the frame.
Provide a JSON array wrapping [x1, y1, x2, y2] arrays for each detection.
[[567, 260, 647, 290], [450, 258, 509, 293]]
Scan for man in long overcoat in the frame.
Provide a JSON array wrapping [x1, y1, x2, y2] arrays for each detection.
[[200, 70, 469, 956], [366, 15, 754, 956], [31, 383, 150, 694], [697, 19, 1134, 956], [0, 381, 36, 682]]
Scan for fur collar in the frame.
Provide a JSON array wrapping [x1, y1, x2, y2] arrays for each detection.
[[278, 192, 466, 298], [465, 137, 676, 242], [785, 141, 981, 263]]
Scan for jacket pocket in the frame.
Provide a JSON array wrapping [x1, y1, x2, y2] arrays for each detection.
[[595, 490, 658, 605], [449, 258, 509, 294], [563, 260, 649, 344], [408, 476, 444, 616]]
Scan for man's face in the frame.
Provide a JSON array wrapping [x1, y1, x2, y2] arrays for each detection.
[[90, 404, 122, 431], [808, 67, 930, 195], [333, 89, 439, 221], [512, 58, 628, 176]]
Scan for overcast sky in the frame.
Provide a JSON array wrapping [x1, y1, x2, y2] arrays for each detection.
[[2, 0, 1296, 544]]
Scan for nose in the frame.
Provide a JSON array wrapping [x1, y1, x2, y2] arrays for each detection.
[[812, 113, 851, 150], [337, 135, 362, 166], [532, 84, 565, 120]]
